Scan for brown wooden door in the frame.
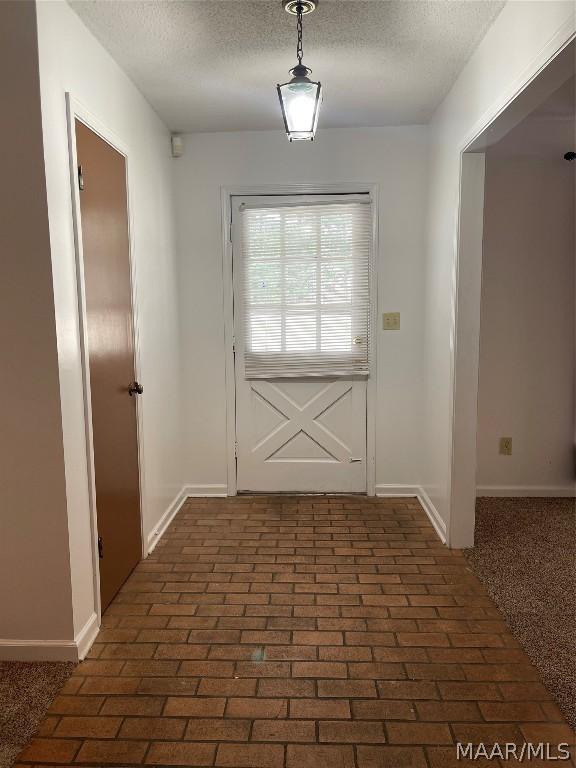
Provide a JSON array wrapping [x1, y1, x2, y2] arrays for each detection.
[[75, 120, 143, 612]]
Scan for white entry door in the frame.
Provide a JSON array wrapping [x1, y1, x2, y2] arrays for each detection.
[[232, 195, 372, 493]]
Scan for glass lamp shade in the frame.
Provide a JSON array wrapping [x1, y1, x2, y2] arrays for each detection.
[[277, 77, 322, 141]]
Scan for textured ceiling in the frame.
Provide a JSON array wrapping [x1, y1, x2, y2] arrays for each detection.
[[69, 0, 505, 133]]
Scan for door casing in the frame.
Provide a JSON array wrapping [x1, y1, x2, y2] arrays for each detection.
[[66, 94, 146, 624], [221, 183, 379, 496]]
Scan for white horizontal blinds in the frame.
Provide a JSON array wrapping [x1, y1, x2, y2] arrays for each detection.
[[240, 199, 372, 378]]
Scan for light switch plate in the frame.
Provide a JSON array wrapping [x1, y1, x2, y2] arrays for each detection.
[[383, 312, 401, 330], [499, 437, 512, 456]]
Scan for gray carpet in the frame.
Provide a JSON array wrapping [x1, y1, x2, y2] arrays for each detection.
[[465, 497, 576, 729], [0, 661, 74, 768]]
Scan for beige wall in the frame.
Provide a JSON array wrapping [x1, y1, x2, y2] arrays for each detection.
[[477, 106, 575, 494], [0, 1, 74, 645]]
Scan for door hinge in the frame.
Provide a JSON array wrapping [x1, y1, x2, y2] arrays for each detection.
[[97, 536, 103, 558], [234, 441, 238, 458], [77, 164, 84, 191]]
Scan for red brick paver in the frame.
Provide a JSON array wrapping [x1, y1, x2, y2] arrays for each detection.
[[16, 496, 574, 767]]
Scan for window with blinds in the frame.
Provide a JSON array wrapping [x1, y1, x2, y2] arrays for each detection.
[[238, 198, 372, 378]]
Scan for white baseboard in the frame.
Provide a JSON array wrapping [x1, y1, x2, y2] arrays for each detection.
[[0, 611, 100, 663], [184, 484, 229, 497], [416, 486, 448, 544], [147, 486, 189, 554], [375, 484, 420, 497], [375, 483, 447, 545], [477, 485, 576, 498], [0, 639, 78, 662], [75, 611, 99, 660]]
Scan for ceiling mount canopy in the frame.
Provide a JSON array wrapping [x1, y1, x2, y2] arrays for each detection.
[[277, 0, 322, 142], [283, 0, 317, 14]]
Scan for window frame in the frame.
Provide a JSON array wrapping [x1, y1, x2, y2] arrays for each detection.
[[236, 194, 373, 379]]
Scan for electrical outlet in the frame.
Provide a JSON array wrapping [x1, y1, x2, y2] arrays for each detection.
[[499, 437, 512, 456], [383, 312, 400, 330]]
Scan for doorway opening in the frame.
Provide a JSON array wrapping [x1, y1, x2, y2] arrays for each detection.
[[476, 76, 575, 500], [450, 38, 576, 547], [452, 40, 575, 727]]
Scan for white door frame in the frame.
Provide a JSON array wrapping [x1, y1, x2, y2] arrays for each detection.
[[220, 183, 379, 496], [449, 152, 486, 548], [65, 94, 147, 624], [448, 30, 575, 547]]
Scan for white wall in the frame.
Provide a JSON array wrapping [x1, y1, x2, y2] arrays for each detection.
[[35, 0, 183, 643], [173, 128, 429, 493], [0, 0, 74, 650], [421, 1, 575, 545], [477, 138, 575, 494]]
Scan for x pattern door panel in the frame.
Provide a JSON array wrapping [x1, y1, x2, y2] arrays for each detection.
[[236, 377, 366, 492]]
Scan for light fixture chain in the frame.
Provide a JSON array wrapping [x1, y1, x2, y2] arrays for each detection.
[[296, 3, 303, 65]]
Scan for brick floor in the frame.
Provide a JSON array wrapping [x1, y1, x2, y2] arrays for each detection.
[[16, 496, 574, 767]]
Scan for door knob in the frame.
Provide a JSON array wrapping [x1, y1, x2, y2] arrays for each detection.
[[128, 381, 143, 396]]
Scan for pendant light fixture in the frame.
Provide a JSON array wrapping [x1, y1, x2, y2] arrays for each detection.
[[277, 0, 322, 141]]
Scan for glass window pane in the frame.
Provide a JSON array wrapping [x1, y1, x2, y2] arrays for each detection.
[[241, 201, 371, 377], [321, 212, 353, 258], [321, 314, 352, 352], [284, 212, 317, 259], [250, 314, 281, 352], [285, 261, 316, 305], [247, 261, 281, 304], [286, 313, 316, 351], [245, 212, 282, 258], [321, 262, 352, 304]]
